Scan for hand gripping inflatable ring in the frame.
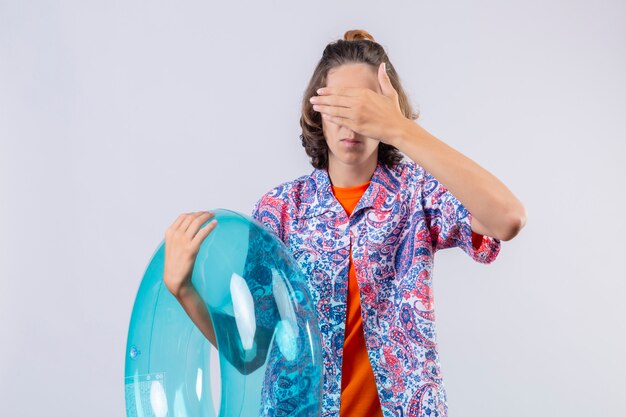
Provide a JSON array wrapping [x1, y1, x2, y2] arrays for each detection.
[[124, 209, 323, 417]]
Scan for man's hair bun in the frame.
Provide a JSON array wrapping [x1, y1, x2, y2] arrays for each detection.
[[343, 29, 376, 42]]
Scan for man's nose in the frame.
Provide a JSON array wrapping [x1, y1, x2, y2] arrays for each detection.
[[341, 128, 357, 139]]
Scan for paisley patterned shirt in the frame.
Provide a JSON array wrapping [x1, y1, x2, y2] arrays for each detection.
[[251, 159, 502, 417]]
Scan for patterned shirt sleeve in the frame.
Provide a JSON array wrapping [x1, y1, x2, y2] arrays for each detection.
[[420, 167, 501, 264], [250, 188, 287, 243]]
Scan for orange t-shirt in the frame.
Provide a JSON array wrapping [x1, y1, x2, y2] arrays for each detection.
[[331, 180, 384, 417]]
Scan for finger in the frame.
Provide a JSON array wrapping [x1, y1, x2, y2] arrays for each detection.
[[323, 113, 354, 130], [321, 113, 338, 125], [167, 212, 194, 238], [317, 86, 360, 97], [315, 104, 347, 119], [179, 211, 203, 232], [185, 212, 214, 237], [191, 219, 217, 247], [322, 108, 350, 124], [312, 95, 352, 108], [169, 213, 187, 231], [184, 211, 213, 236]]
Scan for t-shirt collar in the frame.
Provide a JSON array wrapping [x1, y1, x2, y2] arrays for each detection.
[[297, 160, 400, 219]]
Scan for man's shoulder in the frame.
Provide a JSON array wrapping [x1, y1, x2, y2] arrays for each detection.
[[250, 171, 316, 240], [384, 158, 428, 193], [394, 158, 425, 179], [252, 171, 314, 216]]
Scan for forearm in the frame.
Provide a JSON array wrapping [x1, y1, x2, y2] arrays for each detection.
[[173, 283, 218, 348], [170, 281, 275, 375], [390, 120, 527, 240]]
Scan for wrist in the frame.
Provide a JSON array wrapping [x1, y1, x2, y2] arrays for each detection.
[[387, 117, 418, 150]]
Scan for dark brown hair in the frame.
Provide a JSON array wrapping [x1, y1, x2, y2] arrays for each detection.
[[300, 29, 420, 169]]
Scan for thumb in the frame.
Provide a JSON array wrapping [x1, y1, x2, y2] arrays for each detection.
[[378, 62, 395, 98]]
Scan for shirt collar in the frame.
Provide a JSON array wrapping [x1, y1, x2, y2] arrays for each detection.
[[297, 160, 401, 219]]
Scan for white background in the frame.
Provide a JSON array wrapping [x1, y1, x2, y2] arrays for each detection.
[[1, 0, 625, 416]]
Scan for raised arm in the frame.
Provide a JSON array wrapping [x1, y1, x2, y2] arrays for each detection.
[[390, 119, 527, 241]]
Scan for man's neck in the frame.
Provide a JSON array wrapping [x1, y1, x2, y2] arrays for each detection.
[[327, 156, 377, 187]]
